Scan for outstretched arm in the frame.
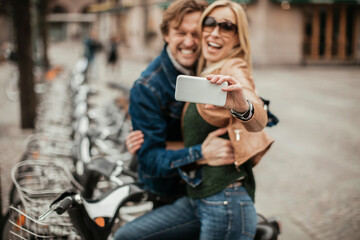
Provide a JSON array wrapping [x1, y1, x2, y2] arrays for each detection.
[[201, 61, 268, 132]]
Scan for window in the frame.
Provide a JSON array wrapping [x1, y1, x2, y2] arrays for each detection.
[[303, 5, 358, 61]]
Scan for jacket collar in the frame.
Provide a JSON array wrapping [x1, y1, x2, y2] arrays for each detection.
[[166, 46, 194, 76], [161, 44, 192, 89]]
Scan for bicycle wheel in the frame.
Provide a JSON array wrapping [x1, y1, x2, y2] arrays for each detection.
[[0, 200, 21, 240], [9, 183, 20, 205], [0, 208, 12, 240], [4, 70, 19, 101]]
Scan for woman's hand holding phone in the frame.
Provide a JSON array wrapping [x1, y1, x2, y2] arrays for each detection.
[[205, 74, 249, 112]]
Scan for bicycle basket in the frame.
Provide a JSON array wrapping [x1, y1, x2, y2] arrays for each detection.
[[7, 205, 80, 239], [11, 160, 83, 217]]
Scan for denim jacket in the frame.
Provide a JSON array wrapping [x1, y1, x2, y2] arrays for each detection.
[[129, 45, 203, 195]]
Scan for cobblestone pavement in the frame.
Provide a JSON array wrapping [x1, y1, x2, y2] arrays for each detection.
[[1, 41, 359, 239]]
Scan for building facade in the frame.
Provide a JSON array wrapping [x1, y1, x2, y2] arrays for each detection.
[[47, 0, 97, 41], [93, 0, 360, 65], [3, 0, 356, 65]]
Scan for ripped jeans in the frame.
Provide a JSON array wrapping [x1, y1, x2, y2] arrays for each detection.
[[114, 186, 257, 240]]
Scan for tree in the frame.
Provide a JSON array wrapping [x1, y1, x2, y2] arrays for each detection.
[[12, 0, 36, 129], [36, 0, 50, 70]]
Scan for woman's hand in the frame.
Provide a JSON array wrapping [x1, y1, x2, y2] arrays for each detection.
[[205, 74, 249, 113], [126, 130, 144, 154]]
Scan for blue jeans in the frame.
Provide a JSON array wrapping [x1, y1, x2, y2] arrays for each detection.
[[114, 186, 257, 240]]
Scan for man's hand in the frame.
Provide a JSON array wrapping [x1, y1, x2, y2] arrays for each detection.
[[126, 130, 144, 154], [199, 128, 235, 166], [126, 130, 185, 155]]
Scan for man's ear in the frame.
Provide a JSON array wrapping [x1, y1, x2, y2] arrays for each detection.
[[164, 34, 169, 44]]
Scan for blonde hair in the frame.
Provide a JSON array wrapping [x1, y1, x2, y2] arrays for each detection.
[[196, 0, 252, 76]]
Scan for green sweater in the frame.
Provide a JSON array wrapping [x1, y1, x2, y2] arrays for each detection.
[[183, 103, 255, 201]]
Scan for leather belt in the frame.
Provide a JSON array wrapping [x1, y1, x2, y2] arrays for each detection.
[[226, 180, 243, 189]]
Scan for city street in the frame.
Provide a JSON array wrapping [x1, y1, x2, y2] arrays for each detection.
[[1, 41, 359, 240]]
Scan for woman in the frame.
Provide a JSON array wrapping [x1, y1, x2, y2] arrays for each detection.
[[117, 1, 273, 239]]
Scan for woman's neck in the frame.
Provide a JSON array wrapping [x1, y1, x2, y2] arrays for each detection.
[[205, 60, 213, 67]]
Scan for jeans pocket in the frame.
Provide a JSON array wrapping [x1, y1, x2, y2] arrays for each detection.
[[239, 201, 257, 239]]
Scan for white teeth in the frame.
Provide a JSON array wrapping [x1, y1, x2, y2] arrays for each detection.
[[208, 42, 221, 48], [181, 49, 194, 55]]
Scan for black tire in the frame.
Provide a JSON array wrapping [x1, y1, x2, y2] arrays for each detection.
[[0, 209, 12, 240], [9, 183, 20, 205], [254, 224, 278, 240]]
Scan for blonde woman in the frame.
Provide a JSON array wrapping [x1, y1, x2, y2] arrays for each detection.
[[116, 1, 273, 239]]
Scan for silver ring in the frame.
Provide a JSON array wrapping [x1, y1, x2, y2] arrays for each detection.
[[129, 143, 133, 148]]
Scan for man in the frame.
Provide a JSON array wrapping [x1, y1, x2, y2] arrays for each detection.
[[84, 30, 102, 79], [128, 0, 234, 206]]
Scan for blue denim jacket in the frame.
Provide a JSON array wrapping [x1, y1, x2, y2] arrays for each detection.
[[129, 46, 203, 195]]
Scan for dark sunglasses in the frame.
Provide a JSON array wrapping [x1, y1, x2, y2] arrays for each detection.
[[202, 16, 238, 34]]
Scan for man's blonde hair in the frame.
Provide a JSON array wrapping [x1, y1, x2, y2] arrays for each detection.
[[160, 0, 208, 36], [196, 0, 252, 76]]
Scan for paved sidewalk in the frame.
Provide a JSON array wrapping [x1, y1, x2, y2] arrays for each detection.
[[253, 65, 360, 240], [1, 41, 359, 239]]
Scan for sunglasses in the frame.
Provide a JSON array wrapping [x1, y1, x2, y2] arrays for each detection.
[[202, 16, 238, 34]]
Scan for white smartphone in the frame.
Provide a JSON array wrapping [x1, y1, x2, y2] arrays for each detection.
[[175, 75, 227, 106]]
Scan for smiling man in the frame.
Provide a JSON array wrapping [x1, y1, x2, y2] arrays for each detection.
[[127, 0, 235, 207], [128, 0, 207, 200]]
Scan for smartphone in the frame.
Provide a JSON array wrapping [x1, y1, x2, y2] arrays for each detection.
[[175, 75, 227, 106]]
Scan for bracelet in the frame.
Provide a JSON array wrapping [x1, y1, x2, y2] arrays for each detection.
[[230, 100, 254, 121]]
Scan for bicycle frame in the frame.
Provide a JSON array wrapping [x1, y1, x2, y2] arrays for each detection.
[[44, 183, 148, 240]]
